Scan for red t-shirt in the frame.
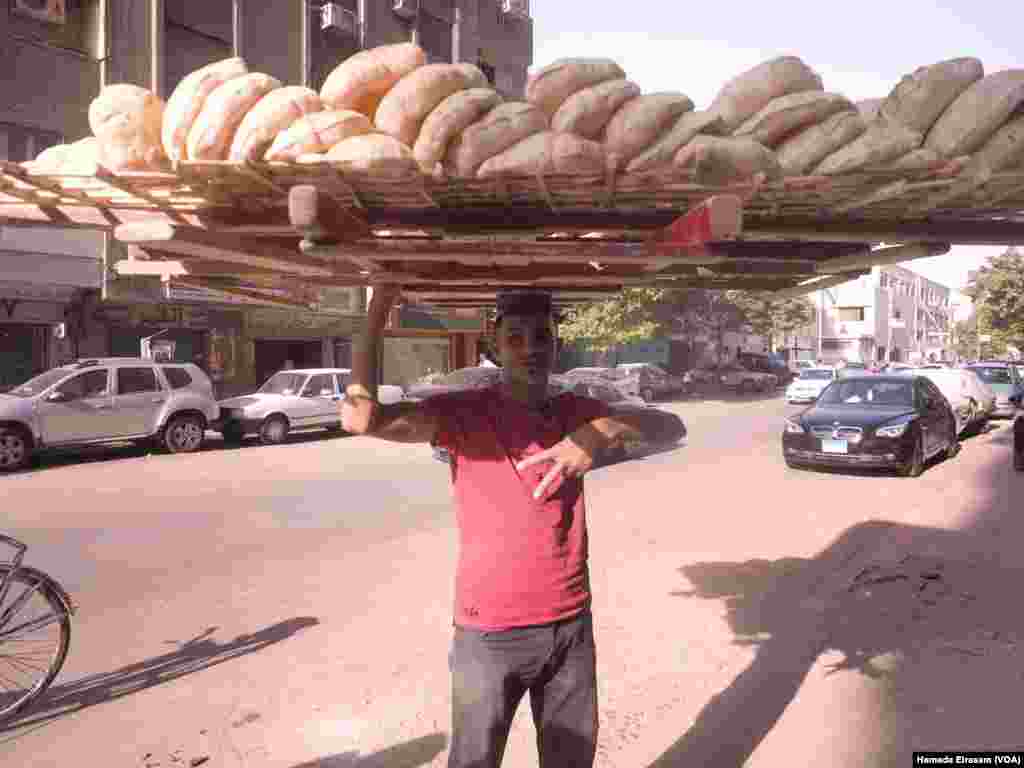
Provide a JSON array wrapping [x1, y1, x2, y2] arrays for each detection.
[[425, 387, 611, 630]]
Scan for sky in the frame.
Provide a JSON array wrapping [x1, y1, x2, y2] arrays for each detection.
[[528, 0, 1023, 294]]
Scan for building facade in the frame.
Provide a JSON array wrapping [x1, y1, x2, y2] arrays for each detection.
[[782, 264, 955, 366], [1, 1, 532, 391]]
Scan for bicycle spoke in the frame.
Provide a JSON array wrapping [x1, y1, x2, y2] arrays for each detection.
[[0, 613, 62, 642], [0, 580, 44, 631]]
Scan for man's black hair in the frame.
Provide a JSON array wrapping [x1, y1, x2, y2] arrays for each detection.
[[493, 290, 563, 327]]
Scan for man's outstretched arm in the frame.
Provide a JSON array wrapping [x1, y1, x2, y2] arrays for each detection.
[[342, 285, 441, 444]]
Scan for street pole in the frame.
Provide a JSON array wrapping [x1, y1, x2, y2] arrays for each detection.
[[817, 289, 823, 362]]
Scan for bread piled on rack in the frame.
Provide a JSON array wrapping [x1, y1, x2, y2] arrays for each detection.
[[23, 42, 1024, 185]]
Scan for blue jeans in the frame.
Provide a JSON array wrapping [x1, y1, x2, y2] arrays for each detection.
[[447, 610, 598, 768]]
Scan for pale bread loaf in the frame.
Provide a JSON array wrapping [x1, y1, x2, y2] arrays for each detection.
[[413, 88, 503, 174], [445, 102, 549, 177], [879, 58, 984, 134], [604, 92, 694, 169], [477, 131, 606, 178], [775, 110, 866, 175], [320, 43, 427, 117], [162, 57, 248, 164], [229, 86, 322, 162], [814, 117, 922, 175], [627, 111, 726, 173], [88, 84, 166, 170], [857, 99, 883, 122], [551, 79, 640, 140], [709, 56, 822, 133], [733, 91, 854, 147], [374, 63, 488, 147], [958, 114, 1024, 178], [326, 133, 417, 176], [265, 110, 373, 161], [186, 73, 281, 161], [526, 58, 626, 117], [675, 136, 782, 185], [925, 70, 1024, 157]]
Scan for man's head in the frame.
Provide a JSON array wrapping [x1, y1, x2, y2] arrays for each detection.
[[492, 290, 559, 383]]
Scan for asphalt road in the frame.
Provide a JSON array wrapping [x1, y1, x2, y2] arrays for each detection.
[[1, 391, 1022, 767]]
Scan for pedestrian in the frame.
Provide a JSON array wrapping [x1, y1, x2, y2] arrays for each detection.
[[342, 286, 684, 767]]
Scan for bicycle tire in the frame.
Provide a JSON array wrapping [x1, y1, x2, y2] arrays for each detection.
[[0, 564, 73, 720]]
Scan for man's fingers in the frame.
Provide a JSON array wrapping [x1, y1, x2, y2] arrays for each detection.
[[533, 465, 562, 500], [516, 452, 551, 471]]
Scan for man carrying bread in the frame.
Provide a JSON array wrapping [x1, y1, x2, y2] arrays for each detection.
[[342, 286, 685, 767]]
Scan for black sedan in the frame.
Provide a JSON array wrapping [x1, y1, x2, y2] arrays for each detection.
[[782, 375, 958, 477]]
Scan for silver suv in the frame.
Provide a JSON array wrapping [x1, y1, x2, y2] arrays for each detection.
[[0, 358, 219, 471]]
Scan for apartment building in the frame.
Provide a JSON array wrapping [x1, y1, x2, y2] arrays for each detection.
[[1, 1, 532, 392], [784, 264, 954, 366]]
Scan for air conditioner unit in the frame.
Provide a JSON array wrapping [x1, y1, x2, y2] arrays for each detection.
[[13, 0, 67, 25], [501, 0, 530, 19], [393, 0, 419, 20], [320, 3, 359, 37]]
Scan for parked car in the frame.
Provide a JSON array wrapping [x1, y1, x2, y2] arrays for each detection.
[[966, 363, 1024, 419], [0, 358, 218, 472], [894, 368, 995, 435], [836, 361, 871, 379], [789, 360, 818, 375], [563, 367, 639, 399], [737, 352, 795, 386], [717, 363, 777, 393], [782, 375, 958, 477], [1014, 408, 1024, 471], [614, 363, 689, 402], [214, 368, 403, 445], [785, 367, 837, 404], [881, 363, 916, 374], [404, 366, 503, 402]]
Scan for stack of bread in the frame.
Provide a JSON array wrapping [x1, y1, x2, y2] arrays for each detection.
[[23, 43, 1024, 188]]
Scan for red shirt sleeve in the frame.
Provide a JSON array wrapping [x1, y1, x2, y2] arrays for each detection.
[[562, 393, 613, 433], [420, 392, 465, 453]]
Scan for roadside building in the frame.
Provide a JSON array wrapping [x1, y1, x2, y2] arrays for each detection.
[[780, 264, 955, 366], [1, 1, 532, 392]]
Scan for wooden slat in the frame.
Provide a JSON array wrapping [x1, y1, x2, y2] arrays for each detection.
[[288, 185, 370, 242], [115, 222, 335, 278]]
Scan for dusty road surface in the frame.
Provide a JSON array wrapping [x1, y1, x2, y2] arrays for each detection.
[[1, 392, 1022, 767]]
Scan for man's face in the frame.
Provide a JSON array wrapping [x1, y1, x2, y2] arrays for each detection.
[[495, 313, 557, 382]]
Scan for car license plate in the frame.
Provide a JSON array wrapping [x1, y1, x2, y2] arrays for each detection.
[[822, 439, 848, 454]]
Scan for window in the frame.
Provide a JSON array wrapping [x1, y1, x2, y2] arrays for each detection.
[[8, 0, 98, 55], [303, 373, 335, 397], [838, 307, 865, 322], [57, 370, 110, 400], [418, 2, 453, 63], [163, 0, 234, 96], [334, 372, 351, 392], [161, 367, 193, 389], [879, 273, 889, 288], [117, 367, 160, 395], [0, 122, 63, 163]]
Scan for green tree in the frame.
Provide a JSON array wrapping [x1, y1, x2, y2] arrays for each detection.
[[964, 246, 1024, 351], [558, 287, 667, 355], [725, 290, 815, 353]]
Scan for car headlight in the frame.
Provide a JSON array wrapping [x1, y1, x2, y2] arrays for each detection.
[[875, 419, 915, 438], [784, 419, 805, 434]]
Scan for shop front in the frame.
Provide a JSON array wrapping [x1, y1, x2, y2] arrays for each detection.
[[0, 283, 76, 390]]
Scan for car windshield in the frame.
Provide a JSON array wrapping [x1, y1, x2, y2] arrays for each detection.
[[817, 379, 914, 407], [258, 372, 308, 395], [969, 367, 1013, 385], [440, 367, 503, 388], [6, 368, 73, 397], [567, 368, 626, 380], [800, 370, 834, 380]]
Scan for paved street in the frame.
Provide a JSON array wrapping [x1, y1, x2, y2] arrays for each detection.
[[2, 392, 1022, 767]]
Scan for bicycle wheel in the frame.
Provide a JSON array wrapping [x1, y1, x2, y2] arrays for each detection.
[[0, 565, 72, 719]]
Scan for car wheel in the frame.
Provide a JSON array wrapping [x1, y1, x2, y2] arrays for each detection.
[[740, 379, 754, 394], [942, 431, 960, 461], [641, 388, 656, 403], [965, 400, 978, 433], [259, 415, 289, 445], [901, 435, 925, 478], [222, 423, 245, 444], [162, 414, 205, 454], [0, 426, 33, 472], [324, 423, 344, 435], [784, 456, 802, 470]]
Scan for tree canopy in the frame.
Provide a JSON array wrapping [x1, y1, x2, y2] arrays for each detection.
[[963, 246, 1024, 352]]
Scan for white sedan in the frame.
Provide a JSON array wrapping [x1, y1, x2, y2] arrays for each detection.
[[785, 367, 837, 403]]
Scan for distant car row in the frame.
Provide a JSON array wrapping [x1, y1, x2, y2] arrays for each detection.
[[782, 366, 1024, 476]]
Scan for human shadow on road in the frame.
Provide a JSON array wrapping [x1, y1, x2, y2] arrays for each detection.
[[289, 732, 447, 767], [648, 487, 1024, 767], [0, 617, 319, 738]]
